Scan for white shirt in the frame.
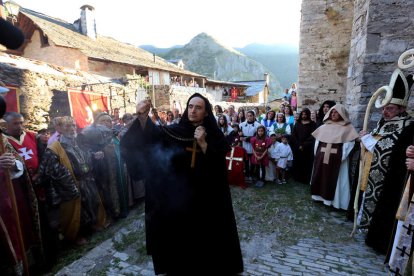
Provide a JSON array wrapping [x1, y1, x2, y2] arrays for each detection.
[[239, 120, 262, 154]]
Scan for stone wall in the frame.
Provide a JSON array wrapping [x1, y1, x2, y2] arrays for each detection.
[[0, 58, 142, 130], [346, 0, 414, 129], [300, 0, 414, 129], [298, 0, 354, 113]]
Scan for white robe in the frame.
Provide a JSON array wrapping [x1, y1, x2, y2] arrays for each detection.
[[265, 142, 279, 181], [274, 143, 293, 169]]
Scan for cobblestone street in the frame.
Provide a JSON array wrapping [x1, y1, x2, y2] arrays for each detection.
[[55, 181, 388, 275]]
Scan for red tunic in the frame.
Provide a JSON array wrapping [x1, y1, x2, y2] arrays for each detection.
[[250, 137, 272, 166], [6, 131, 38, 174], [226, 146, 247, 188]]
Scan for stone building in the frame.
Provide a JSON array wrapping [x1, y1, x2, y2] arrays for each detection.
[[0, 3, 255, 129], [299, 0, 414, 128]]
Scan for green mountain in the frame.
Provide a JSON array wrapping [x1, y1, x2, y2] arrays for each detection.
[[236, 43, 299, 90], [140, 33, 299, 98]]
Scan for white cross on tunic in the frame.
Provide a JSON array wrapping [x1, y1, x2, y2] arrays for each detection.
[[19, 147, 33, 160], [226, 147, 244, 170], [320, 143, 337, 164]]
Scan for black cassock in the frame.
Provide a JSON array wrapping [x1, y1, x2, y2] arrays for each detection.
[[121, 118, 243, 275]]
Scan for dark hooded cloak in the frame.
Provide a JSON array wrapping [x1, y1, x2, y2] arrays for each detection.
[[121, 93, 243, 275]]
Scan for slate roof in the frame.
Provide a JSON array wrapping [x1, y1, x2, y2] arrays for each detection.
[[232, 80, 266, 96], [205, 78, 249, 87], [20, 8, 203, 77]]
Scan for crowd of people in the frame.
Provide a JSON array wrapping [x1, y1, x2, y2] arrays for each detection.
[[1, 71, 414, 274], [0, 109, 147, 275], [211, 70, 414, 274]]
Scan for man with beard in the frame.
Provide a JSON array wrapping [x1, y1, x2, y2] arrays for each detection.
[[37, 116, 105, 246], [357, 69, 414, 255], [121, 93, 243, 275]]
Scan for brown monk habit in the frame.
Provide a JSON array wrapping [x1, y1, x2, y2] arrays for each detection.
[[311, 104, 358, 204]]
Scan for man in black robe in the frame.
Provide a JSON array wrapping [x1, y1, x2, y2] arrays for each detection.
[[121, 93, 243, 275]]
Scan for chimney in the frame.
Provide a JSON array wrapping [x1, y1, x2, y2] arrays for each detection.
[[80, 5, 96, 40], [264, 73, 269, 86]]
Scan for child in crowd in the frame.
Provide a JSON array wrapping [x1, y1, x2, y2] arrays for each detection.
[[290, 91, 297, 111], [274, 134, 293, 184], [226, 138, 248, 189], [250, 125, 272, 188], [266, 131, 279, 182]]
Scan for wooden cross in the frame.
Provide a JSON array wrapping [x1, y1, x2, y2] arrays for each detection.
[[320, 143, 338, 164], [226, 147, 244, 170], [186, 140, 200, 168]]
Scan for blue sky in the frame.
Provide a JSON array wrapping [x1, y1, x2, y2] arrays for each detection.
[[13, 0, 302, 48]]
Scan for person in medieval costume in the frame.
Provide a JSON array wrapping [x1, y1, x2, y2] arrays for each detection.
[[119, 113, 145, 205], [3, 112, 39, 181], [79, 112, 126, 220], [388, 145, 414, 275], [36, 116, 106, 246], [357, 68, 414, 254], [310, 104, 358, 210], [121, 93, 243, 275], [226, 134, 248, 189], [239, 110, 262, 182], [0, 134, 42, 275], [290, 108, 317, 184]]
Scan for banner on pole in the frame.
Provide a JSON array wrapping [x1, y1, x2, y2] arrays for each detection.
[[68, 89, 109, 129]]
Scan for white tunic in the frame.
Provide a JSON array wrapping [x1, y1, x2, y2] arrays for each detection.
[[239, 121, 261, 154], [274, 143, 293, 169]]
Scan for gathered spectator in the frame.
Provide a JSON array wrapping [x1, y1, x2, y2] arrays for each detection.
[[217, 114, 233, 137], [291, 108, 317, 184], [261, 110, 276, 136], [239, 110, 262, 182], [79, 112, 124, 221], [250, 125, 272, 188], [165, 111, 175, 125], [273, 134, 293, 184], [266, 131, 279, 182], [36, 128, 50, 161], [283, 88, 291, 102], [48, 116, 64, 145], [284, 105, 295, 127], [270, 113, 292, 140], [290, 91, 297, 111], [316, 100, 336, 127], [237, 109, 246, 123], [173, 108, 181, 124]]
